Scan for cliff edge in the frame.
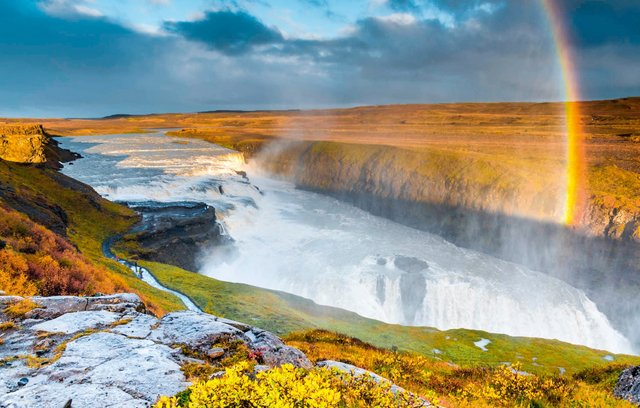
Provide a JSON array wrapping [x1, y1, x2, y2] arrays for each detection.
[[0, 124, 48, 164]]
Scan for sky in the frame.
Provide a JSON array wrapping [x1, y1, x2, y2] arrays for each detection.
[[0, 0, 639, 117]]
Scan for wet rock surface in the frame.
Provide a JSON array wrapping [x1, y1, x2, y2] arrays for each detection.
[[121, 201, 228, 272], [615, 366, 640, 405], [0, 293, 311, 407]]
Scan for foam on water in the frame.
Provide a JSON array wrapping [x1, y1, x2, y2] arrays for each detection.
[[59, 132, 635, 354]]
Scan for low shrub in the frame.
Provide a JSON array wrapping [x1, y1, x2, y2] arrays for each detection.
[[156, 362, 426, 408]]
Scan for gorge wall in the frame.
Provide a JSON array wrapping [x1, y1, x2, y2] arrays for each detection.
[[254, 140, 640, 344]]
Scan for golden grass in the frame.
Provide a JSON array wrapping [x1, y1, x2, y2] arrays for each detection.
[[12, 98, 636, 228], [3, 299, 39, 318]]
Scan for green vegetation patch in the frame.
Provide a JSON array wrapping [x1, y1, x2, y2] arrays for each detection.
[[141, 260, 640, 376]]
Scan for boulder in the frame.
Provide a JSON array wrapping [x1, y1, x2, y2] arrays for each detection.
[[109, 313, 157, 339], [246, 328, 312, 369], [614, 366, 640, 405], [85, 293, 146, 314], [0, 333, 188, 408], [24, 296, 88, 320], [30, 311, 122, 335], [22, 293, 144, 320]]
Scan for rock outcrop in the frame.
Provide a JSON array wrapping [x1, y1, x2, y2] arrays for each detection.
[[0, 125, 48, 164], [0, 293, 310, 407], [119, 201, 228, 272], [615, 366, 640, 405]]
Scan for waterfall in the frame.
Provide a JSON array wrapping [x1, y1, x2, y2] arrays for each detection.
[[59, 131, 635, 355]]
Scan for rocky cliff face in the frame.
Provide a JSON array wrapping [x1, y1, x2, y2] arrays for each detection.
[[117, 202, 228, 272], [0, 125, 49, 164], [615, 366, 640, 405], [258, 141, 640, 245]]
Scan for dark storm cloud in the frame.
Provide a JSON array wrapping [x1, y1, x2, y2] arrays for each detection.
[[0, 1, 192, 117], [562, 1, 640, 47], [164, 10, 283, 55]]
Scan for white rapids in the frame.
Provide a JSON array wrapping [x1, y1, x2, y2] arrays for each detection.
[[58, 132, 635, 354]]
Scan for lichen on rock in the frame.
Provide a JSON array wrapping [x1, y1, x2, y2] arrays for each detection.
[[0, 293, 313, 407]]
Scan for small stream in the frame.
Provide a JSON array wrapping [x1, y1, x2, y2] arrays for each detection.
[[101, 237, 202, 312]]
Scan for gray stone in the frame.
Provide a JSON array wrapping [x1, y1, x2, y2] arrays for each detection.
[[246, 328, 312, 369], [216, 316, 252, 332], [30, 311, 121, 334], [25, 296, 88, 320], [614, 366, 640, 405], [109, 313, 158, 339], [0, 382, 151, 408], [0, 294, 321, 407], [0, 296, 23, 307], [148, 311, 244, 352], [86, 293, 145, 314], [207, 347, 225, 359]]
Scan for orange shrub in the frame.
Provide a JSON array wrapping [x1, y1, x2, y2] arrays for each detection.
[[0, 205, 125, 296]]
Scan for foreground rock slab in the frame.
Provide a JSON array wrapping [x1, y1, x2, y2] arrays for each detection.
[[0, 293, 310, 407]]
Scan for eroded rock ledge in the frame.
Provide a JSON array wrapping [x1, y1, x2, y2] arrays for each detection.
[[118, 201, 228, 272], [0, 294, 309, 407]]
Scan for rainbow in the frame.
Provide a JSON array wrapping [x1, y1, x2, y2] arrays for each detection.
[[541, 0, 587, 226]]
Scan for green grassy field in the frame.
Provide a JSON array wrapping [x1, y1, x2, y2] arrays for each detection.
[[137, 260, 640, 377]]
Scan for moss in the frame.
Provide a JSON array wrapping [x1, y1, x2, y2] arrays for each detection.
[[3, 299, 39, 318], [0, 321, 17, 331], [181, 362, 216, 382]]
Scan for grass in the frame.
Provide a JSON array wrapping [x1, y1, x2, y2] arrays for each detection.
[[0, 161, 185, 314], [590, 165, 640, 214], [7, 98, 640, 227], [285, 330, 636, 407], [139, 260, 640, 377]]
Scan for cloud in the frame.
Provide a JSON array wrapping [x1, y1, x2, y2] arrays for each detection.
[[164, 10, 283, 55], [563, 0, 640, 47], [386, 0, 420, 12], [0, 0, 638, 117], [39, 0, 103, 18]]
